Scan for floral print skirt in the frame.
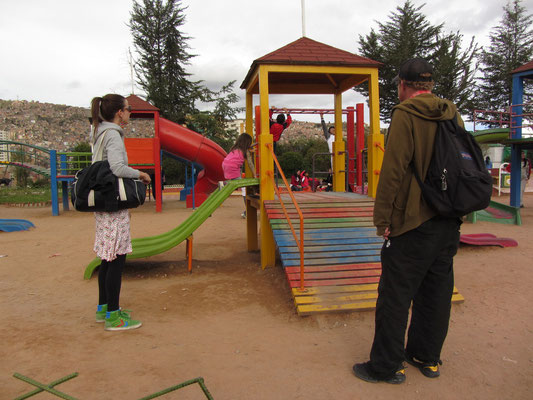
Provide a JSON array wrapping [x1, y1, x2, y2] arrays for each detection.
[[94, 209, 132, 262]]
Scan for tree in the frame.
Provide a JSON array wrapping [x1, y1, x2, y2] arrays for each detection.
[[130, 2, 243, 147], [476, 0, 533, 119], [186, 81, 244, 151], [130, 0, 203, 124], [432, 33, 479, 118], [356, 0, 478, 122]]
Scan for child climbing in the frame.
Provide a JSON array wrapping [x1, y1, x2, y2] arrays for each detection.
[[269, 107, 292, 153], [221, 133, 256, 217], [320, 113, 335, 168]]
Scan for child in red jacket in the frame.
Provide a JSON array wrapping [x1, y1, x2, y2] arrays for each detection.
[[269, 107, 292, 153]]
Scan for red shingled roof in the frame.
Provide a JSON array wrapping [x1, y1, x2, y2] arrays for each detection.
[[256, 37, 381, 66], [512, 60, 533, 74], [241, 37, 381, 90], [126, 94, 159, 112]]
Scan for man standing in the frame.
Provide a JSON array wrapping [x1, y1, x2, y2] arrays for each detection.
[[353, 58, 462, 384]]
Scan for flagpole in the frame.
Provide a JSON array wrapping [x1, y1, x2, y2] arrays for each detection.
[[301, 0, 306, 37]]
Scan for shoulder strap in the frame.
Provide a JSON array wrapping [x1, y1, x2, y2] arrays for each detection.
[[91, 129, 110, 163]]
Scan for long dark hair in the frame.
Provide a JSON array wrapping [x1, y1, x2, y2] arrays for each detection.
[[230, 133, 253, 155], [90, 94, 126, 133]]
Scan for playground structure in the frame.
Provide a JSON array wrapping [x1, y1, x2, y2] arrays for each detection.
[[240, 37, 383, 269], [473, 60, 533, 208], [267, 105, 367, 192], [466, 59, 533, 224]]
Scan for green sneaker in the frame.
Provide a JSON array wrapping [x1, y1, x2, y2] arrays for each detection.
[[96, 304, 107, 323], [104, 310, 142, 331]]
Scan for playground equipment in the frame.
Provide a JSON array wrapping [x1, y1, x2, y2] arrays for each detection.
[[0, 218, 35, 232], [459, 233, 518, 248], [240, 37, 383, 269], [125, 95, 226, 210], [473, 60, 533, 208], [84, 178, 259, 279], [11, 372, 214, 399], [268, 105, 367, 193]]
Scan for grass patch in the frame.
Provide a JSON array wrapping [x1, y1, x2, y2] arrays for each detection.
[[0, 186, 54, 204]]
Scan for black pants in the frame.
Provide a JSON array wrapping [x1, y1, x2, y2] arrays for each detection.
[[368, 216, 461, 379], [98, 254, 126, 312]]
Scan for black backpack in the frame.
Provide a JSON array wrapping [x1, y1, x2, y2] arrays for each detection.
[[412, 116, 492, 218]]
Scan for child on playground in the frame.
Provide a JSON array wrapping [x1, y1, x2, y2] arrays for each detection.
[[221, 133, 256, 217], [269, 107, 292, 152], [291, 170, 303, 191], [222, 133, 256, 181]]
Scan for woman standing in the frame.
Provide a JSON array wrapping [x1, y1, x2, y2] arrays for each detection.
[[91, 94, 151, 331]]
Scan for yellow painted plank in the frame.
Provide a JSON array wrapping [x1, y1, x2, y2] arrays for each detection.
[[292, 283, 379, 296], [294, 289, 462, 305], [295, 291, 378, 305], [296, 293, 465, 315], [297, 300, 377, 315]]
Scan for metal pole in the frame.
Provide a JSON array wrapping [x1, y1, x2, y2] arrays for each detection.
[[301, 0, 306, 37]]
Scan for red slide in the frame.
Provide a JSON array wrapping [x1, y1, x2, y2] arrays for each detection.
[[159, 117, 226, 194]]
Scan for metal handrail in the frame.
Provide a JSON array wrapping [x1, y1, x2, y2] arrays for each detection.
[[265, 143, 305, 290]]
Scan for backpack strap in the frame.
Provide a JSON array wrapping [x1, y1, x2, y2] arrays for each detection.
[[410, 159, 424, 189]]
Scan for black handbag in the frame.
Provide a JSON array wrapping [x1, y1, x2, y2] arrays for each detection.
[[70, 130, 146, 212]]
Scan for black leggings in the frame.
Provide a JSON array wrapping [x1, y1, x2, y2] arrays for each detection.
[[98, 254, 126, 312]]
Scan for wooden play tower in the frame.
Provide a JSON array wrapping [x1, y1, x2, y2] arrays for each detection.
[[240, 37, 384, 269]]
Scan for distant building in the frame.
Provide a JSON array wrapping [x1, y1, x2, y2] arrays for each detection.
[[0, 131, 9, 162], [225, 119, 246, 134]]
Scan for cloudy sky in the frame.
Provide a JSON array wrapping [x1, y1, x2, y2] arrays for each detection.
[[1, 0, 531, 123]]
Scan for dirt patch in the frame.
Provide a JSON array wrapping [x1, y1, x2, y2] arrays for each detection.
[[1, 194, 532, 399]]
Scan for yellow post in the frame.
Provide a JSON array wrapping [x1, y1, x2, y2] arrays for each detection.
[[245, 92, 258, 251], [333, 91, 345, 191], [259, 66, 276, 269], [367, 70, 383, 198]]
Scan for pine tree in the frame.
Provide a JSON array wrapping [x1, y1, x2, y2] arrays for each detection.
[[356, 1, 441, 122], [129, 0, 203, 124], [477, 0, 533, 118], [356, 0, 478, 122], [432, 33, 479, 118]]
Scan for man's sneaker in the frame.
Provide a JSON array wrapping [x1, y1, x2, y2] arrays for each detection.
[[95, 304, 107, 323], [218, 181, 225, 190], [104, 310, 142, 331], [352, 362, 406, 384], [405, 354, 442, 378], [241, 211, 246, 219]]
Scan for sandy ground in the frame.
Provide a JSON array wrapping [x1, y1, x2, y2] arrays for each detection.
[[1, 193, 532, 399]]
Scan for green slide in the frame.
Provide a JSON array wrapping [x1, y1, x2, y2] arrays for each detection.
[[471, 128, 510, 144], [84, 178, 259, 279]]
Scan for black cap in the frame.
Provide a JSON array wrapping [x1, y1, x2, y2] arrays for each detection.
[[393, 58, 433, 83]]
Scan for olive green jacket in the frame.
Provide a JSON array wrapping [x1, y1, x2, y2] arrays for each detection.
[[373, 93, 462, 237]]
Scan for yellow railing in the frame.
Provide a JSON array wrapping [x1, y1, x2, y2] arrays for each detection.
[[266, 143, 305, 290]]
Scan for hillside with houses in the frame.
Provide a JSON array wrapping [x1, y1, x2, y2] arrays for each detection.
[[0, 99, 360, 152]]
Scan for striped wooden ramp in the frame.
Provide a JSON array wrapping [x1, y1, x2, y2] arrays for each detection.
[[264, 192, 465, 316]]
